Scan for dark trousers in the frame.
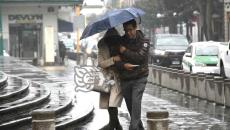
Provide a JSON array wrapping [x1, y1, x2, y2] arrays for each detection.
[[120, 76, 147, 130]]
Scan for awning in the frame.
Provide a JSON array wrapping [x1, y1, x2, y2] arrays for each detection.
[[58, 19, 73, 32]]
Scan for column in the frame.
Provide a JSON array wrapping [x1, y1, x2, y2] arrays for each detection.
[[0, 7, 3, 56], [224, 1, 230, 41]]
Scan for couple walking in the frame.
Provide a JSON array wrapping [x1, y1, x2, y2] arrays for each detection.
[[98, 19, 150, 130]]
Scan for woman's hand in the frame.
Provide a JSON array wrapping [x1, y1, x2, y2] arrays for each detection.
[[113, 55, 121, 62], [120, 46, 126, 53]]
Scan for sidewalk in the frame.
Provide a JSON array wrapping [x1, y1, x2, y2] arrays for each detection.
[[0, 56, 227, 130], [0, 56, 94, 130], [46, 58, 226, 130]]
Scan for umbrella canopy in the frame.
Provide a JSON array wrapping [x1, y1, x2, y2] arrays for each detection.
[[80, 7, 145, 40]]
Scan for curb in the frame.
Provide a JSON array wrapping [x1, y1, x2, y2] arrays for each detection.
[[0, 72, 8, 88], [56, 101, 94, 129], [0, 76, 30, 101], [0, 83, 50, 114]]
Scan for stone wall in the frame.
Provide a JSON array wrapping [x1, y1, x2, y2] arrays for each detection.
[[149, 65, 230, 107]]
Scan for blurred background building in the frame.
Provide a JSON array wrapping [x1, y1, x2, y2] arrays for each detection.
[[0, 0, 83, 65], [1, 0, 230, 63]]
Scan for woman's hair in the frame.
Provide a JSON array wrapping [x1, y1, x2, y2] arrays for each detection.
[[104, 28, 120, 38], [98, 28, 120, 48], [103, 28, 121, 45]]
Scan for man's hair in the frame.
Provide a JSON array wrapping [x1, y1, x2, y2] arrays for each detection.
[[123, 19, 137, 28]]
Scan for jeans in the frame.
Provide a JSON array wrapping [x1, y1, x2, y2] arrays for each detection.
[[120, 76, 147, 130]]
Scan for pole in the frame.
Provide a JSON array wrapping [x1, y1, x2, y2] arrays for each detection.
[[147, 111, 169, 130], [75, 5, 81, 64], [0, 6, 3, 56], [32, 110, 55, 130]]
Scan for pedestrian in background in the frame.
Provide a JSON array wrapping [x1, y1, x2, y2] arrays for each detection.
[[97, 28, 123, 130], [59, 41, 66, 65], [115, 19, 150, 130], [66, 34, 75, 51]]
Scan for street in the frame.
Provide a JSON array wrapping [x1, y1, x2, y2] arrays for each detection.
[[42, 58, 228, 130], [0, 0, 230, 130]]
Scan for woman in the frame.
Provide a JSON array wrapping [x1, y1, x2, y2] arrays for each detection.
[[97, 28, 123, 130]]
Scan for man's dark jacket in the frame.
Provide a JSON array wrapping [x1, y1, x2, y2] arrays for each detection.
[[115, 30, 149, 80]]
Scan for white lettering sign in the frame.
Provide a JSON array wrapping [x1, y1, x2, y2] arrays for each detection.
[[8, 14, 43, 23]]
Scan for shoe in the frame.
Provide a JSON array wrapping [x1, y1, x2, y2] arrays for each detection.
[[116, 124, 123, 130], [99, 124, 114, 130]]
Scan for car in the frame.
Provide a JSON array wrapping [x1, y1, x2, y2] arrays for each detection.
[[218, 42, 230, 78], [182, 41, 220, 74], [149, 34, 189, 68], [3, 50, 9, 56]]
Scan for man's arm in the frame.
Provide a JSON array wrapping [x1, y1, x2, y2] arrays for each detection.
[[121, 39, 150, 64]]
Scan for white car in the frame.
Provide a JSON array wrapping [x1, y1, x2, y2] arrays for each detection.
[[3, 50, 9, 56], [182, 41, 220, 74], [218, 42, 230, 78]]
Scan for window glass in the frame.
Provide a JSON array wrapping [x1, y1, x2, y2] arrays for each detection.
[[195, 46, 219, 56], [156, 36, 189, 46], [186, 46, 191, 53]]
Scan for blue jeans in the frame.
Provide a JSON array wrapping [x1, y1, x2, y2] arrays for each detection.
[[120, 76, 147, 130]]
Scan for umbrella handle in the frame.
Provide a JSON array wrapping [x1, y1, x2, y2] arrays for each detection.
[[137, 13, 142, 24], [139, 16, 142, 24]]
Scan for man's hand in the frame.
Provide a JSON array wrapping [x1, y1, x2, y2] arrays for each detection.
[[124, 63, 135, 71], [120, 46, 126, 53], [113, 55, 121, 62]]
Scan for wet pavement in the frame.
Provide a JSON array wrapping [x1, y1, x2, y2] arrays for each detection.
[[0, 77, 29, 96], [40, 58, 230, 130], [144, 85, 226, 130], [0, 56, 230, 130], [0, 57, 93, 129]]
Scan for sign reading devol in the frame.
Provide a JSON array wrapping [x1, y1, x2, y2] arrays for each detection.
[[8, 14, 43, 24]]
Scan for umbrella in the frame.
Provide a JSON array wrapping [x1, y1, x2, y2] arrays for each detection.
[[80, 7, 145, 40]]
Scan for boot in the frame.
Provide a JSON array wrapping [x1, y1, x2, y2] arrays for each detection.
[[99, 124, 113, 130], [116, 123, 123, 130], [108, 107, 123, 130]]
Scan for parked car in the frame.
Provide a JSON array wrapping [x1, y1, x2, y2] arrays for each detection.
[[182, 41, 220, 74], [218, 42, 230, 78], [149, 34, 189, 68]]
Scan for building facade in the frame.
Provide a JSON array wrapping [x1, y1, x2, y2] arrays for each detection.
[[0, 0, 83, 65]]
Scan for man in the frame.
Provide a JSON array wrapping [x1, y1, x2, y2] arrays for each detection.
[[115, 19, 149, 130], [59, 41, 66, 65], [65, 34, 75, 51]]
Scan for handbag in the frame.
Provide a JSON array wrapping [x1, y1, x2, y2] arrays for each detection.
[[74, 65, 114, 93]]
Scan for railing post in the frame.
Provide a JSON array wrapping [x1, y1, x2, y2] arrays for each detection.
[[173, 69, 181, 91], [148, 64, 154, 83], [197, 73, 206, 99], [157, 66, 162, 86], [167, 68, 174, 90], [152, 65, 157, 85], [146, 111, 169, 130], [182, 72, 190, 94], [161, 67, 168, 87], [32, 109, 55, 130], [214, 77, 224, 105], [177, 70, 184, 93], [205, 75, 215, 102], [224, 79, 230, 107], [189, 73, 198, 97]]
